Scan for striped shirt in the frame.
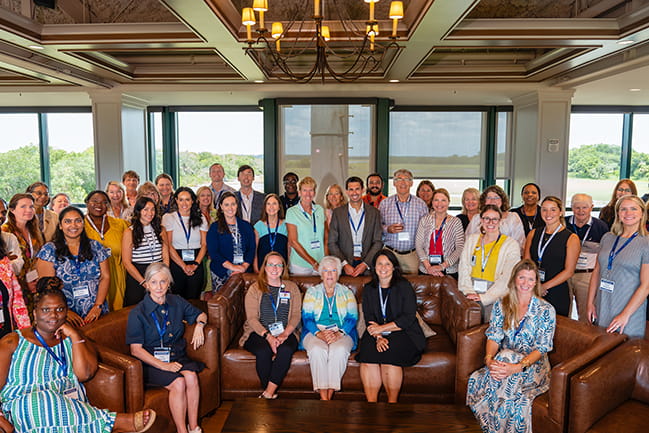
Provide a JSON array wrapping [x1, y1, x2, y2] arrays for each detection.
[[415, 213, 465, 273], [259, 285, 290, 329], [131, 225, 163, 264], [379, 194, 429, 251]]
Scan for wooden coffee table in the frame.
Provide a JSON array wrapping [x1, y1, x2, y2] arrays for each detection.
[[221, 398, 481, 432]]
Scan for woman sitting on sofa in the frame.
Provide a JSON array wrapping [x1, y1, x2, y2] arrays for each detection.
[[301, 255, 358, 400], [240, 252, 302, 399]]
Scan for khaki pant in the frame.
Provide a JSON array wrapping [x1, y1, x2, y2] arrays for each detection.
[[303, 333, 354, 391], [569, 271, 593, 322], [390, 250, 419, 274]]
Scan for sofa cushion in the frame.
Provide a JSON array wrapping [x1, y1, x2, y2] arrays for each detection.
[[586, 400, 646, 433]]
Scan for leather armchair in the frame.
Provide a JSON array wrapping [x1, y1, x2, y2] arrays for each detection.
[[456, 315, 627, 432], [83, 305, 220, 433], [569, 339, 649, 433]]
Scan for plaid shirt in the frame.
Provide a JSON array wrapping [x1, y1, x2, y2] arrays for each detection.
[[379, 194, 428, 251]]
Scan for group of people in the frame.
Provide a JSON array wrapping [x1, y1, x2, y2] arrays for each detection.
[[0, 164, 648, 433]]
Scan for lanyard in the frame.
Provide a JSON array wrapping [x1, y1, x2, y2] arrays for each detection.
[[21, 231, 34, 258], [150, 308, 169, 347], [229, 223, 241, 248], [324, 289, 336, 318], [537, 224, 563, 265], [433, 216, 447, 245], [161, 200, 172, 215], [33, 328, 67, 375], [513, 316, 528, 341], [177, 212, 192, 247], [212, 188, 224, 206], [526, 208, 537, 230], [267, 290, 282, 323], [143, 226, 158, 261], [378, 286, 391, 323], [570, 216, 592, 247], [301, 204, 317, 236], [266, 219, 279, 251], [395, 196, 410, 224], [480, 234, 501, 273], [86, 215, 106, 240], [608, 232, 638, 271], [348, 209, 365, 239]]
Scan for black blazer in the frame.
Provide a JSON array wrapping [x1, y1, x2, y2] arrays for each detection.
[[235, 190, 265, 226], [362, 278, 426, 352], [328, 203, 383, 268]]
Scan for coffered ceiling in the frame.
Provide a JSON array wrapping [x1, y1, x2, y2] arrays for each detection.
[[0, 0, 648, 100]]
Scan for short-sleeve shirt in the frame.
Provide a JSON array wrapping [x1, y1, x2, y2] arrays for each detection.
[[36, 240, 111, 317], [161, 212, 209, 250], [254, 220, 288, 265], [285, 203, 326, 269], [126, 293, 202, 360]]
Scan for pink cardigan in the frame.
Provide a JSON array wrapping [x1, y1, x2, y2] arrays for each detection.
[[0, 256, 30, 330]]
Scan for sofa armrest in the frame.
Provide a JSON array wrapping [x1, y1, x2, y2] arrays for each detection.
[[185, 323, 220, 414], [440, 277, 482, 344], [455, 323, 489, 404], [569, 342, 638, 433], [94, 344, 144, 413], [84, 362, 125, 413], [206, 274, 246, 354], [545, 332, 627, 428]]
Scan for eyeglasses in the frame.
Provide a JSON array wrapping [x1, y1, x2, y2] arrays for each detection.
[[283, 179, 297, 185], [485, 195, 502, 201], [394, 177, 412, 183], [481, 217, 501, 223], [617, 188, 633, 193], [266, 263, 284, 268], [40, 306, 66, 314], [321, 269, 338, 274]]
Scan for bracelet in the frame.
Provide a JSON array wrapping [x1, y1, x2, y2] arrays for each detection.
[[520, 358, 531, 369], [484, 354, 493, 364], [140, 279, 146, 286], [197, 320, 207, 326]]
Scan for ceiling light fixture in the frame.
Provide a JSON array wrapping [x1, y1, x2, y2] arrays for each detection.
[[241, 0, 404, 83], [28, 45, 44, 50], [617, 39, 635, 45], [629, 88, 641, 92]]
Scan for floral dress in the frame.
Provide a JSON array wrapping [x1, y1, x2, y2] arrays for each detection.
[[467, 296, 556, 433], [1, 225, 42, 314], [36, 241, 110, 317]]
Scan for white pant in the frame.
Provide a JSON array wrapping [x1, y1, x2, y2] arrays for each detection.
[[302, 333, 354, 391], [289, 263, 319, 276]]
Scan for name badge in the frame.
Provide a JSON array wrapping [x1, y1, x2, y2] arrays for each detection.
[[473, 279, 489, 294], [310, 240, 321, 250], [153, 347, 171, 363], [181, 249, 195, 262], [397, 232, 410, 242], [26, 269, 39, 283], [600, 279, 615, 293], [353, 243, 363, 257], [429, 254, 442, 265], [576, 254, 589, 269], [73, 284, 90, 299], [63, 386, 80, 400], [538, 269, 546, 282], [268, 321, 284, 337], [279, 291, 290, 300], [233, 253, 244, 265], [325, 324, 340, 332], [381, 331, 392, 336], [0, 308, 4, 324]]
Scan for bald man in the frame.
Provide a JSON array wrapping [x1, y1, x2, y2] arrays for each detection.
[[565, 193, 609, 322]]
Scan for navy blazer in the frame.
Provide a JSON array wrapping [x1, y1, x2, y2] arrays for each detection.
[[206, 217, 256, 279], [235, 190, 265, 226]]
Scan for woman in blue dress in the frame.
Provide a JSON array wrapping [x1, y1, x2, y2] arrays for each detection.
[[253, 194, 288, 272], [0, 287, 156, 433], [467, 259, 556, 433], [36, 206, 110, 327]]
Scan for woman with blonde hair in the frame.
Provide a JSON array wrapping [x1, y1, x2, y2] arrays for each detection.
[[195, 186, 216, 224], [457, 187, 480, 231], [467, 259, 556, 432], [599, 178, 637, 229], [105, 181, 129, 219], [588, 195, 649, 338], [324, 184, 347, 226]]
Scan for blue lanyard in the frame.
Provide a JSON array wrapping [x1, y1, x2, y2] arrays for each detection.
[[267, 290, 282, 322], [608, 232, 638, 271], [395, 197, 410, 224], [570, 217, 592, 246], [161, 200, 172, 214], [378, 286, 391, 323], [348, 210, 365, 238], [537, 224, 562, 265], [324, 292, 336, 318], [177, 212, 192, 246], [150, 308, 169, 346], [33, 328, 67, 375], [512, 316, 527, 341], [433, 216, 447, 245], [301, 206, 317, 235], [266, 220, 279, 251]]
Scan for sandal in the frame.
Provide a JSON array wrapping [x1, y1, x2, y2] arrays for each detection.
[[132, 409, 156, 432], [258, 392, 278, 399], [188, 425, 203, 433]]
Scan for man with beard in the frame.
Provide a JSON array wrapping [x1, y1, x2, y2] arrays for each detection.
[[362, 173, 387, 208], [280, 172, 300, 212]]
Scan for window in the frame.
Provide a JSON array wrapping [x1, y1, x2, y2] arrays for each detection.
[[176, 111, 264, 191], [568, 113, 624, 207], [47, 113, 95, 203], [149, 111, 164, 179], [0, 113, 40, 200], [278, 104, 374, 202], [630, 113, 649, 193]]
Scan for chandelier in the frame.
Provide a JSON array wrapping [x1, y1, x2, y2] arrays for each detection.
[[240, 0, 405, 83]]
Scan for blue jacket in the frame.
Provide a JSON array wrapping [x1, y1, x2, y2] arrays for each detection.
[[206, 217, 256, 279]]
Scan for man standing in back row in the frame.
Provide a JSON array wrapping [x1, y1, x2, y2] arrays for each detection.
[[379, 169, 428, 274], [209, 162, 235, 207], [235, 164, 264, 225], [362, 173, 387, 208], [328, 176, 383, 276], [280, 172, 300, 212]]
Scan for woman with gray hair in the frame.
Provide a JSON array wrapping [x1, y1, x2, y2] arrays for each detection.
[[300, 255, 358, 400]]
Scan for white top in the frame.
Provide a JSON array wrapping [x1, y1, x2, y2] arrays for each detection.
[[162, 213, 209, 250], [1, 231, 24, 275]]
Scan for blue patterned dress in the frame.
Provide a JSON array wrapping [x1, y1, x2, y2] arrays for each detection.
[[0, 330, 116, 432], [36, 241, 110, 317], [467, 296, 556, 433]]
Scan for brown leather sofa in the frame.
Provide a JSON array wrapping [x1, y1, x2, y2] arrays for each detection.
[[569, 339, 649, 433], [455, 315, 627, 433], [206, 273, 482, 402], [83, 305, 220, 433]]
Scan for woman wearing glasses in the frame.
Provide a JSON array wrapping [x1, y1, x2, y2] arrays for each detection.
[[599, 179, 637, 229], [25, 182, 58, 242], [458, 205, 521, 320], [240, 252, 301, 399]]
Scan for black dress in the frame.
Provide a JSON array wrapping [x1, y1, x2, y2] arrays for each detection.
[[355, 279, 425, 367], [0, 279, 11, 339], [513, 205, 544, 238], [458, 214, 471, 232], [529, 228, 573, 317]]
